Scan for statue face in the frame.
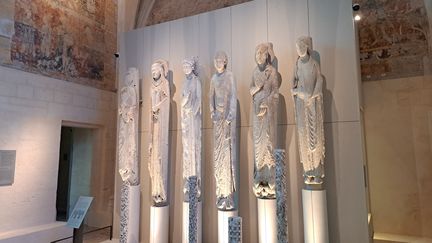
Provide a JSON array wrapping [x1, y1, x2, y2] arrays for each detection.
[[120, 88, 129, 105], [255, 47, 267, 66], [151, 65, 162, 80], [183, 63, 193, 75], [120, 89, 127, 101], [296, 42, 308, 58], [214, 58, 226, 73], [125, 73, 134, 86]]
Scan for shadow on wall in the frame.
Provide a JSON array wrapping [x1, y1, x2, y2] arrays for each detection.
[[321, 74, 341, 243], [168, 69, 180, 243]]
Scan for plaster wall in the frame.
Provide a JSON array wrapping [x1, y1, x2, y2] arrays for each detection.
[[0, 65, 117, 242], [363, 75, 432, 238], [115, 0, 369, 242]]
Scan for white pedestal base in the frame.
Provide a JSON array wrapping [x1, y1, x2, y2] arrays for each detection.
[[150, 205, 169, 243], [182, 201, 202, 243], [126, 184, 140, 243], [257, 198, 277, 243], [302, 189, 329, 243], [217, 210, 238, 243]]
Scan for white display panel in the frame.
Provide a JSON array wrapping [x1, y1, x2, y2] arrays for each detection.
[[118, 0, 369, 242]]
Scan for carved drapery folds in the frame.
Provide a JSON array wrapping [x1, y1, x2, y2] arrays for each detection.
[[149, 60, 171, 206], [292, 36, 325, 185], [118, 67, 139, 186], [118, 68, 140, 243], [250, 43, 280, 199], [181, 57, 202, 202], [210, 51, 238, 210]]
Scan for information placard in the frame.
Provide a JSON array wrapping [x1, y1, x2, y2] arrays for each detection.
[[67, 196, 93, 229], [0, 150, 16, 186]]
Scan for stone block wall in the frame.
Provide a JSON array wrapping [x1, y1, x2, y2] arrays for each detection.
[[363, 75, 432, 238], [0, 65, 117, 242]]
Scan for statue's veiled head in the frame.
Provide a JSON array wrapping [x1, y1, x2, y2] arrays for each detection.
[[214, 51, 228, 74], [255, 42, 275, 69], [151, 59, 169, 81], [296, 36, 313, 58]]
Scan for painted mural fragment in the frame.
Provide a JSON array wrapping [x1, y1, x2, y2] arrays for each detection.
[[358, 0, 431, 81], [0, 0, 117, 91]]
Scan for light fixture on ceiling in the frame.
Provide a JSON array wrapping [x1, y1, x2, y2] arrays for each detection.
[[353, 3, 361, 21], [354, 14, 361, 21], [352, 3, 360, 11]]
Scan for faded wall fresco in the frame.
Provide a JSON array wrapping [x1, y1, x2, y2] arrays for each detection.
[[358, 0, 431, 81], [0, 0, 117, 91]]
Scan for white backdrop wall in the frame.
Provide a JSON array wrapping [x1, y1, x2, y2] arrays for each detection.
[[0, 66, 117, 242], [115, 0, 369, 242]]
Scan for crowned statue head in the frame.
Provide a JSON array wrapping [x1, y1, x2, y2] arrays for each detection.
[[182, 57, 199, 77]]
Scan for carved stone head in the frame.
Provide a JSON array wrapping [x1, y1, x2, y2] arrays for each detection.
[[182, 57, 198, 76], [125, 67, 137, 87], [296, 36, 313, 58], [255, 42, 275, 68], [151, 59, 169, 81], [214, 51, 228, 74]]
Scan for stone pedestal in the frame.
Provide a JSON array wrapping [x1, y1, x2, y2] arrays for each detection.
[[182, 201, 202, 243], [302, 189, 329, 243], [150, 205, 169, 243], [120, 184, 140, 243], [257, 198, 277, 243], [217, 210, 238, 243]]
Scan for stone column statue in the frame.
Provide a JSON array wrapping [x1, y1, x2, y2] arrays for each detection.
[[149, 59, 170, 206], [118, 67, 139, 186], [209, 51, 237, 211], [250, 43, 279, 199], [292, 36, 325, 185], [181, 57, 202, 202], [118, 67, 140, 243]]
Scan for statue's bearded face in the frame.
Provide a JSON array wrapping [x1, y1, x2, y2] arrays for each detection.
[[183, 63, 193, 75], [296, 42, 308, 58], [151, 65, 162, 80], [214, 58, 226, 73], [255, 47, 268, 66]]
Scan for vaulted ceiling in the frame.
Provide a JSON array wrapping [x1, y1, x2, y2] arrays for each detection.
[[118, 0, 250, 32]]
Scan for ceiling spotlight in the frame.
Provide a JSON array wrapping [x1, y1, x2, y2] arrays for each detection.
[[354, 14, 361, 21], [352, 3, 360, 11]]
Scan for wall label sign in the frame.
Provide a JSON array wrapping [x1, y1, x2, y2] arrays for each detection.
[[0, 150, 16, 186], [67, 196, 94, 229]]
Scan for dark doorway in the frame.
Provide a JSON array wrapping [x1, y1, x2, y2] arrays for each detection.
[[56, 126, 94, 222], [56, 127, 73, 221]]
